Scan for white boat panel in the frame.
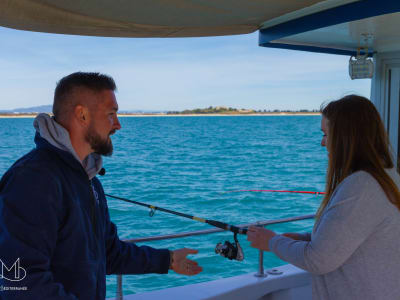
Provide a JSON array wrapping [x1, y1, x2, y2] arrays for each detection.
[[108, 264, 312, 300], [371, 51, 400, 169]]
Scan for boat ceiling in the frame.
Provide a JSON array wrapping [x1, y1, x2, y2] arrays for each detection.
[[0, 0, 337, 37], [259, 1, 400, 55], [274, 12, 400, 54]]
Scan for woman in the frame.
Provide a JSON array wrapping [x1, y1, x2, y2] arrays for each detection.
[[247, 95, 400, 300]]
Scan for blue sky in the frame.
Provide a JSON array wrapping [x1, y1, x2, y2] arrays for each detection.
[[0, 26, 370, 111]]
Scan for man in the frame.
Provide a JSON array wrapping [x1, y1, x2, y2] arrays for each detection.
[[0, 72, 202, 299]]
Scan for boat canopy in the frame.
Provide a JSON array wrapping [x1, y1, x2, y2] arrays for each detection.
[[0, 0, 323, 37], [0, 0, 400, 55]]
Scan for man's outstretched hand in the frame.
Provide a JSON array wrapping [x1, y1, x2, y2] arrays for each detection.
[[170, 248, 202, 276]]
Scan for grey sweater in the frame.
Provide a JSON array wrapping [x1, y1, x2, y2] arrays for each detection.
[[269, 169, 400, 300]]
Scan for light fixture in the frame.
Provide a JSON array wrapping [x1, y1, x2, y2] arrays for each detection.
[[349, 47, 374, 80]]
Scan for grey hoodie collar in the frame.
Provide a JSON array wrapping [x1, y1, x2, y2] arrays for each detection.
[[33, 113, 103, 180]]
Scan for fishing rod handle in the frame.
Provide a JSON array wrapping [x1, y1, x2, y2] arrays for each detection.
[[207, 220, 247, 235]]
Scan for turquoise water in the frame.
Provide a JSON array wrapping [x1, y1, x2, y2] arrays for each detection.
[[0, 116, 327, 298]]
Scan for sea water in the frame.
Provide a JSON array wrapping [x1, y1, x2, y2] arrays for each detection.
[[0, 116, 327, 298]]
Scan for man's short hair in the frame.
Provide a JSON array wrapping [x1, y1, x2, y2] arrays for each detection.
[[53, 72, 116, 122]]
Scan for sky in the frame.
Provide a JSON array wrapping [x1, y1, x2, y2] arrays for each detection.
[[0, 26, 371, 112]]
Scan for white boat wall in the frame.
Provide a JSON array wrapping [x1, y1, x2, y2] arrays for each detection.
[[2, 0, 400, 299], [109, 264, 312, 300]]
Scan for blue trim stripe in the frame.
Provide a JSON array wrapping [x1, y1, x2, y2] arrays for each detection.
[[264, 43, 373, 57], [259, 0, 400, 55]]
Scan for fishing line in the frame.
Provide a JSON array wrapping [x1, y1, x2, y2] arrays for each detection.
[[223, 189, 325, 195]]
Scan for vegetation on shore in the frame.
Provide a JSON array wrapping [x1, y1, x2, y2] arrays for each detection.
[[167, 106, 319, 115]]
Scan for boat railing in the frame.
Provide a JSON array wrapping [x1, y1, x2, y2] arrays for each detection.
[[115, 213, 315, 300]]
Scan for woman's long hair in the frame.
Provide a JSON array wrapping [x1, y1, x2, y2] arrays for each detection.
[[316, 95, 400, 220]]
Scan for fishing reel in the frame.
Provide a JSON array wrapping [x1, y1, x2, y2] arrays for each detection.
[[215, 233, 244, 261]]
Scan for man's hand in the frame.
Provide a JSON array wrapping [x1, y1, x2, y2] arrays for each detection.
[[247, 226, 276, 251], [170, 248, 202, 276]]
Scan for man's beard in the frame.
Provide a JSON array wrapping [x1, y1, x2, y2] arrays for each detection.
[[84, 123, 114, 156]]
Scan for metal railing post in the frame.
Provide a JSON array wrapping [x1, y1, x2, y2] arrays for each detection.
[[116, 274, 123, 300], [254, 222, 268, 278], [254, 249, 267, 277]]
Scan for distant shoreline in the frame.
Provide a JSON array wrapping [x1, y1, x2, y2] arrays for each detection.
[[0, 115, 37, 118], [0, 112, 321, 118]]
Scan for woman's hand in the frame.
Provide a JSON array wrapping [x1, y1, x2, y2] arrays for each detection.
[[170, 248, 203, 276], [247, 226, 276, 251]]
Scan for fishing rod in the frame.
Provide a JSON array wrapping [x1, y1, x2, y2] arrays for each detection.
[[105, 193, 247, 234], [223, 189, 325, 195], [105, 193, 246, 261]]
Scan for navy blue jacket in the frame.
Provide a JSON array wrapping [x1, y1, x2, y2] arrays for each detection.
[[0, 134, 170, 299]]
